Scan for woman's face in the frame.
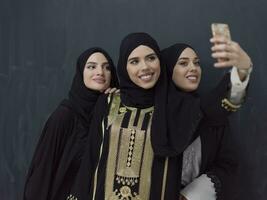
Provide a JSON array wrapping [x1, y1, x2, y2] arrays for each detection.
[[126, 45, 161, 89], [83, 52, 111, 92], [172, 47, 202, 92]]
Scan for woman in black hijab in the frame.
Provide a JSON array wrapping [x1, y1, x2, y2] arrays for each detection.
[[23, 47, 119, 200], [161, 43, 251, 200], [67, 32, 196, 200]]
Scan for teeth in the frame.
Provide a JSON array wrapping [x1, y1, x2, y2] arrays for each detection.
[[187, 76, 197, 80], [140, 74, 152, 80]]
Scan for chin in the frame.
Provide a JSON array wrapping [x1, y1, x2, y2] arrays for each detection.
[[140, 82, 156, 89], [89, 84, 107, 92]]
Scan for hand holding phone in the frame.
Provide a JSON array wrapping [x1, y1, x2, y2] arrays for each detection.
[[210, 23, 252, 80], [211, 23, 231, 62]]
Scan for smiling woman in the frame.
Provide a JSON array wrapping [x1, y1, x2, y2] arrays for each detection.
[[172, 47, 202, 92], [23, 48, 118, 200], [66, 32, 177, 200], [83, 52, 111, 92], [126, 45, 161, 89], [161, 42, 251, 200]]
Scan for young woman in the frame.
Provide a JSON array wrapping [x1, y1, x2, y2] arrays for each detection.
[[66, 32, 186, 200], [66, 33, 251, 200], [23, 47, 118, 200], [161, 42, 251, 200]]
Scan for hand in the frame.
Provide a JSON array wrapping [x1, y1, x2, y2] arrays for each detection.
[[210, 36, 252, 70], [104, 87, 120, 94], [179, 194, 188, 200]]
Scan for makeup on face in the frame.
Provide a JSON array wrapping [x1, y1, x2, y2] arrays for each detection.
[[172, 48, 202, 92], [83, 52, 111, 92], [126, 45, 161, 89]]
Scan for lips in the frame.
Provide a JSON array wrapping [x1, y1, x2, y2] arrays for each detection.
[[186, 74, 198, 82], [139, 72, 154, 82], [92, 77, 106, 84]]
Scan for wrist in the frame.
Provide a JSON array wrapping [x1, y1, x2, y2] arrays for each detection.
[[237, 63, 253, 75]]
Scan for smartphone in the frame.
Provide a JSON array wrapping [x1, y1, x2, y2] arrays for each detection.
[[211, 23, 231, 40], [211, 23, 231, 62]]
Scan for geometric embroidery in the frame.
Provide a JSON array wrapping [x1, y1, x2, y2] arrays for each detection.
[[126, 129, 136, 167]]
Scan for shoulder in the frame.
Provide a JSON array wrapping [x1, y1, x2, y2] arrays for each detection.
[[50, 104, 75, 122], [44, 103, 77, 131]]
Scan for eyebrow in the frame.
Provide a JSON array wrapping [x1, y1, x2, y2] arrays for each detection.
[[178, 57, 199, 60], [146, 53, 157, 58], [128, 53, 157, 61], [86, 61, 109, 65], [86, 61, 97, 65]]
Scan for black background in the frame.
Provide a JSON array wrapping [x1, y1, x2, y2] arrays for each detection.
[[1, 0, 266, 199]]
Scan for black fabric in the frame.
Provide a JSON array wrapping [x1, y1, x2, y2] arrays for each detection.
[[161, 43, 235, 199], [159, 44, 203, 157], [117, 32, 161, 108], [67, 32, 171, 200], [199, 72, 231, 125], [66, 93, 115, 200], [117, 32, 177, 158], [198, 119, 238, 200], [67, 35, 234, 200], [23, 47, 118, 200], [67, 47, 119, 128], [23, 105, 77, 200]]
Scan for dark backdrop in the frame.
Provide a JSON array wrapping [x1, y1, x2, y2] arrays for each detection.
[[1, 0, 266, 199]]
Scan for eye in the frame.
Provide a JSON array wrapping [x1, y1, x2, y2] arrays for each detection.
[[178, 61, 188, 67], [194, 60, 201, 66], [86, 64, 96, 69], [147, 55, 157, 62], [103, 64, 111, 71], [129, 59, 139, 65]]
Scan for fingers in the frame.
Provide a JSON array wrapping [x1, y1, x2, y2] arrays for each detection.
[[210, 36, 252, 70], [104, 87, 119, 94], [214, 60, 235, 68], [210, 37, 241, 68], [211, 51, 238, 60], [109, 88, 117, 93], [104, 88, 111, 94], [211, 43, 232, 52], [115, 89, 120, 93], [210, 36, 230, 44]]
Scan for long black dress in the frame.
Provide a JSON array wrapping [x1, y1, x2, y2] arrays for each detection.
[[66, 33, 205, 200], [161, 43, 240, 199], [23, 47, 118, 200], [66, 33, 239, 200]]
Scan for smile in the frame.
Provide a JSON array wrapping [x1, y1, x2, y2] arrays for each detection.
[[186, 75, 198, 82], [139, 72, 154, 81], [93, 78, 106, 84]]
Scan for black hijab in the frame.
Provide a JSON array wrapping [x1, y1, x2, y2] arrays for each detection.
[[117, 32, 175, 155], [117, 32, 187, 157], [62, 47, 119, 128], [154, 43, 203, 156], [117, 32, 161, 108]]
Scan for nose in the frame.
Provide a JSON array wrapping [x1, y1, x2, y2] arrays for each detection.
[[141, 60, 149, 70], [96, 66, 104, 75], [189, 62, 197, 72]]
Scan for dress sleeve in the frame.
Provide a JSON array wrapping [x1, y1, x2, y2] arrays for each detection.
[[201, 68, 250, 122], [204, 123, 238, 200], [229, 66, 250, 104], [180, 122, 238, 200], [23, 106, 75, 200], [180, 174, 216, 200]]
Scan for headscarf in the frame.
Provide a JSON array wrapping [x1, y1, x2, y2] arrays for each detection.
[[117, 32, 183, 157], [156, 43, 203, 156], [117, 32, 161, 108], [63, 47, 119, 128]]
